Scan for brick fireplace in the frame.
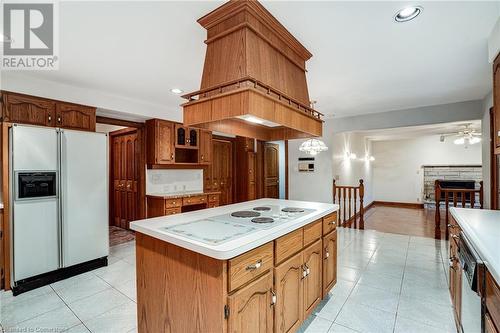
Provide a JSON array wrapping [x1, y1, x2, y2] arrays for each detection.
[[423, 165, 482, 204]]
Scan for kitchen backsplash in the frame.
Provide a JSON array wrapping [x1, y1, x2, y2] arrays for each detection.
[[146, 169, 203, 194]]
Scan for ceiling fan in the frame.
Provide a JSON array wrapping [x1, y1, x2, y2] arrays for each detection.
[[439, 123, 481, 146]]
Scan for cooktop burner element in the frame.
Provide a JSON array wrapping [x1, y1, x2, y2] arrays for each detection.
[[251, 217, 275, 224], [253, 207, 271, 211], [231, 211, 261, 218], [281, 207, 305, 213]]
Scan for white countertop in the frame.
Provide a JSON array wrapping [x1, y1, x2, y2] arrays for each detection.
[[130, 198, 338, 259], [450, 207, 500, 283]]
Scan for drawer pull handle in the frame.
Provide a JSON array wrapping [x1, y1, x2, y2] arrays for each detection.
[[447, 224, 457, 229], [451, 234, 459, 239], [271, 290, 276, 306], [325, 250, 330, 259], [246, 259, 262, 271]]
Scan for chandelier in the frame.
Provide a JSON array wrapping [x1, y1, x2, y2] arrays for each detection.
[[299, 139, 328, 156]]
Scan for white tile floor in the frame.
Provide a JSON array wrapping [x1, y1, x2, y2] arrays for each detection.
[[0, 228, 455, 333]]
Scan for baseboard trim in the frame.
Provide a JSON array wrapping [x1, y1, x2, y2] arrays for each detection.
[[372, 201, 424, 209]]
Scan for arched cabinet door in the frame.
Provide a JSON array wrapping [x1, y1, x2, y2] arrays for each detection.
[[303, 239, 322, 318], [322, 231, 337, 296], [175, 125, 186, 147], [274, 252, 303, 333], [227, 272, 274, 333]]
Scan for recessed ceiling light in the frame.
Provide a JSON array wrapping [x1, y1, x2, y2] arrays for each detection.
[[394, 6, 423, 22], [170, 88, 183, 94]]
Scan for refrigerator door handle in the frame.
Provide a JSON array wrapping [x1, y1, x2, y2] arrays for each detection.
[[57, 129, 63, 269]]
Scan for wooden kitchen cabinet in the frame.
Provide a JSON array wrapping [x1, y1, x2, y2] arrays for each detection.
[[494, 54, 500, 152], [227, 272, 274, 333], [1, 91, 96, 131], [145, 119, 175, 165], [322, 230, 337, 297], [448, 216, 462, 325], [146, 193, 219, 218], [175, 124, 199, 148], [199, 129, 212, 164], [2, 91, 56, 127], [303, 239, 322, 318], [55, 102, 96, 131], [485, 270, 500, 333], [274, 252, 303, 333]]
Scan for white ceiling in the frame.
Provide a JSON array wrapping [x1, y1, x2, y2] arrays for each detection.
[[2, 1, 499, 121], [359, 119, 482, 141]]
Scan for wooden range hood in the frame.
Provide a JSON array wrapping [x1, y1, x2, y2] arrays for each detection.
[[182, 0, 323, 141]]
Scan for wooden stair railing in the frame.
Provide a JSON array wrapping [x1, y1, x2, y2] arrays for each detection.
[[434, 180, 483, 239], [333, 179, 365, 228]]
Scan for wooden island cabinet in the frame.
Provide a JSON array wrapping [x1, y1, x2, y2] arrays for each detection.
[[135, 210, 338, 333]]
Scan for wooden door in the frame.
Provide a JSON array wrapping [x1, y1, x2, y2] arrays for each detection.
[[264, 143, 279, 198], [303, 239, 322, 318], [2, 92, 55, 126], [274, 252, 303, 333], [56, 102, 96, 131], [199, 130, 212, 164], [227, 272, 274, 333], [111, 129, 140, 229], [248, 152, 256, 200], [494, 54, 500, 149], [322, 231, 337, 296], [211, 139, 233, 205]]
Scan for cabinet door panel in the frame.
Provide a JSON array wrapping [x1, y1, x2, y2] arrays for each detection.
[[228, 272, 273, 333], [157, 121, 174, 163], [303, 239, 322, 318], [274, 252, 303, 333], [199, 130, 212, 164], [322, 231, 337, 296], [56, 102, 96, 131], [3, 92, 55, 126]]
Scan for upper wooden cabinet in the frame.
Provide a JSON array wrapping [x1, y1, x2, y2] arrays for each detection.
[[199, 129, 212, 164], [494, 54, 500, 153], [146, 119, 174, 165], [146, 118, 213, 166], [2, 92, 56, 127], [1, 91, 96, 131], [175, 124, 199, 149], [55, 102, 96, 131]]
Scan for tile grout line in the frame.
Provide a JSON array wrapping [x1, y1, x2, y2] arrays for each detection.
[[49, 284, 92, 333], [392, 235, 410, 333]]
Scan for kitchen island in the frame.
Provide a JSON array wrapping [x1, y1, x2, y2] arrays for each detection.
[[449, 208, 500, 333], [130, 198, 338, 333]]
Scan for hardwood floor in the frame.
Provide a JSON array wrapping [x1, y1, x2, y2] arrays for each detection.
[[360, 205, 447, 239]]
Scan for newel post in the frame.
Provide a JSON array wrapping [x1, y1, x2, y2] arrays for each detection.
[[358, 179, 364, 228], [435, 180, 441, 238], [332, 179, 337, 204], [479, 181, 484, 209]]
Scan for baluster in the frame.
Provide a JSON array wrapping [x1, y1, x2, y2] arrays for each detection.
[[470, 190, 476, 208], [343, 187, 347, 227], [353, 188, 358, 228], [359, 180, 364, 229], [461, 191, 466, 208], [453, 192, 458, 207], [479, 181, 484, 209], [348, 187, 352, 226], [434, 180, 441, 236], [445, 190, 450, 239]]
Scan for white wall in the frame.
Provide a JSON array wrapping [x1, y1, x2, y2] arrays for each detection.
[[288, 122, 374, 206], [372, 135, 482, 204]]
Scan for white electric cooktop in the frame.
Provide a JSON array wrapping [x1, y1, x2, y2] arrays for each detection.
[[163, 205, 316, 245]]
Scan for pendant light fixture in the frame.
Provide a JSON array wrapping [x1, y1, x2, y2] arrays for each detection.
[[299, 138, 328, 156]]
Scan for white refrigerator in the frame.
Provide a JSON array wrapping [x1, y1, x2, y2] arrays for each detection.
[[10, 125, 109, 286]]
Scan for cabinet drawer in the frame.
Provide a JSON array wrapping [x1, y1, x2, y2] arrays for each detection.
[[208, 194, 220, 203], [208, 202, 219, 208], [303, 220, 322, 247], [448, 215, 461, 239], [275, 228, 303, 265], [486, 270, 500, 330], [182, 195, 207, 206], [322, 212, 337, 235], [165, 198, 181, 208], [228, 242, 274, 292], [164, 207, 181, 215]]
